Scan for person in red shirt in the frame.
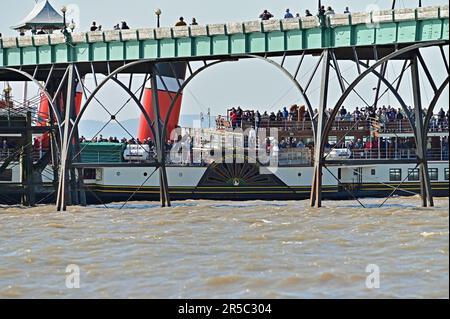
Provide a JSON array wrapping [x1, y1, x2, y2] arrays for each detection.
[[230, 110, 238, 129]]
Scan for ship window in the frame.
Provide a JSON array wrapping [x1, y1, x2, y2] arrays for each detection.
[[0, 169, 12, 181], [371, 169, 376, 176], [445, 168, 449, 181], [408, 169, 420, 181], [83, 168, 96, 180], [389, 169, 402, 182], [344, 136, 355, 144], [428, 168, 438, 181], [328, 136, 337, 144], [96, 169, 103, 181]]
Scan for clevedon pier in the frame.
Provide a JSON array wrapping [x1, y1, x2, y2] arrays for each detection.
[[0, 2, 448, 211]]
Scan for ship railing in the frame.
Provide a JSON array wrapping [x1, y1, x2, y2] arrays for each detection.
[[217, 117, 449, 134], [0, 148, 17, 162], [332, 148, 449, 161], [255, 120, 365, 131], [329, 119, 373, 131], [377, 119, 449, 134], [161, 148, 314, 166], [163, 148, 314, 166], [426, 118, 449, 132], [233, 119, 373, 132], [248, 120, 315, 131], [31, 148, 52, 163], [72, 146, 448, 165], [277, 148, 313, 166], [1, 147, 44, 162], [0, 147, 58, 164]]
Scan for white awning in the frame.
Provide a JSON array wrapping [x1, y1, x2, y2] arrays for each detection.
[[12, 0, 64, 30]]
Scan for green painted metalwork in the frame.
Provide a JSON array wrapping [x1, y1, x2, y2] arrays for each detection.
[[0, 5, 448, 67]]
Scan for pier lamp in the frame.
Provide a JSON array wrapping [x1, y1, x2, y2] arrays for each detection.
[[69, 22, 76, 33], [61, 5, 68, 35], [155, 8, 162, 28]]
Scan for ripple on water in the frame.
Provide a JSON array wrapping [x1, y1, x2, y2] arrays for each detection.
[[0, 197, 448, 298], [420, 231, 449, 238], [206, 275, 243, 287], [45, 223, 66, 229]]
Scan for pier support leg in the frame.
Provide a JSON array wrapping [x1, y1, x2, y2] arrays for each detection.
[[56, 65, 76, 212], [77, 168, 87, 207], [310, 50, 331, 208], [21, 111, 35, 206], [150, 65, 171, 207], [49, 131, 59, 198], [70, 167, 79, 205], [411, 55, 434, 207], [70, 86, 85, 207], [47, 82, 60, 198]]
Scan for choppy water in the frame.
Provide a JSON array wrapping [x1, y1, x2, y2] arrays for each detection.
[[0, 196, 448, 299]]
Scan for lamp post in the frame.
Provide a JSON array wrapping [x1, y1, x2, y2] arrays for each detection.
[[207, 108, 211, 128], [155, 8, 162, 28], [69, 21, 76, 33], [61, 5, 68, 35]]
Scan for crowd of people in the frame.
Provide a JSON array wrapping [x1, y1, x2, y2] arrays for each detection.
[[3, 3, 355, 39], [212, 104, 450, 160], [88, 16, 199, 32], [89, 21, 130, 32], [218, 105, 450, 131], [259, 5, 351, 21], [268, 131, 449, 161]]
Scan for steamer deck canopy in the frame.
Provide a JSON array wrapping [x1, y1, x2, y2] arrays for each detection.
[[11, 0, 64, 32]]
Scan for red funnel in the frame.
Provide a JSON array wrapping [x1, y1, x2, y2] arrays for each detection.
[[138, 63, 186, 142]]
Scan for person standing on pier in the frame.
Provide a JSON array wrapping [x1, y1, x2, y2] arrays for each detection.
[[90, 22, 98, 31], [175, 17, 187, 26], [259, 10, 274, 20], [284, 9, 294, 19]]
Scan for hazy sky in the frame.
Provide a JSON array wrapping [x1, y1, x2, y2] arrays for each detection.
[[1, 0, 449, 135]]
